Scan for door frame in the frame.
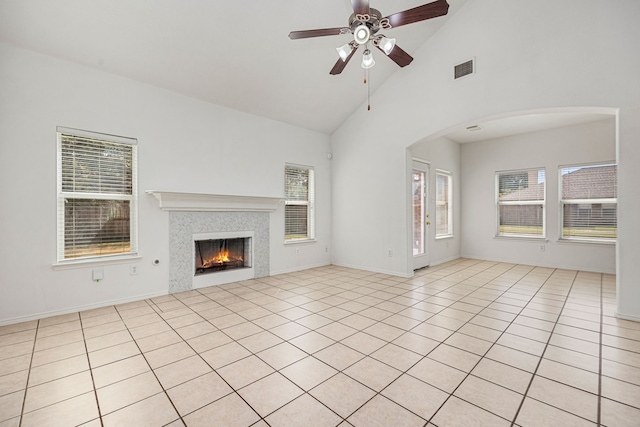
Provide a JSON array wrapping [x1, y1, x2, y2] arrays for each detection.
[[411, 159, 430, 270]]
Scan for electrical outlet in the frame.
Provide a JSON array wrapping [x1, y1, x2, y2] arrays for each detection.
[[540, 244, 546, 252], [388, 249, 393, 257], [92, 269, 104, 282], [295, 248, 300, 255], [130, 265, 139, 275]]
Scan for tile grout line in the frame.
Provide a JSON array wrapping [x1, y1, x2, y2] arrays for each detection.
[[269, 260, 504, 425], [158, 291, 275, 425], [17, 319, 39, 427], [207, 262, 492, 424], [418, 265, 557, 426], [597, 273, 604, 427], [113, 300, 187, 426], [78, 314, 105, 427], [314, 261, 534, 424], [509, 269, 585, 426], [13, 262, 634, 426], [372, 262, 535, 425]]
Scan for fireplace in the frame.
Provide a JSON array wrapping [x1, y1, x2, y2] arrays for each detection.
[[195, 237, 251, 275], [192, 231, 255, 288]]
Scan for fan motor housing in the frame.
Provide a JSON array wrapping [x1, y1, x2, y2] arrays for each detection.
[[349, 8, 383, 39]]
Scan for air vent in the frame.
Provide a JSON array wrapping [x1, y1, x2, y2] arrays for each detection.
[[454, 58, 474, 79]]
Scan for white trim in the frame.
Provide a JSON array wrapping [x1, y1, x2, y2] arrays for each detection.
[[284, 239, 317, 245], [494, 236, 548, 243], [614, 311, 640, 323], [270, 261, 331, 276], [330, 261, 413, 279], [0, 289, 168, 326], [146, 191, 282, 212], [53, 255, 142, 270], [56, 126, 137, 145], [428, 255, 461, 267]]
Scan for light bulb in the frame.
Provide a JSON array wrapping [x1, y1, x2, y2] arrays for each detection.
[[379, 37, 396, 55], [361, 48, 375, 69], [336, 43, 352, 61], [353, 24, 370, 45]]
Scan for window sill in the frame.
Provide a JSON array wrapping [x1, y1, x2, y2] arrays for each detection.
[[494, 236, 548, 243], [556, 238, 616, 246], [435, 235, 454, 240], [52, 254, 142, 270], [284, 239, 316, 245]]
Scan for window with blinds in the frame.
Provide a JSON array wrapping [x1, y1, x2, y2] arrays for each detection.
[[496, 168, 545, 237], [57, 127, 138, 261], [560, 163, 617, 242], [435, 170, 453, 238], [284, 164, 315, 241]]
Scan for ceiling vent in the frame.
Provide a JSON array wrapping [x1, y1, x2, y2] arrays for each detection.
[[454, 58, 475, 79]]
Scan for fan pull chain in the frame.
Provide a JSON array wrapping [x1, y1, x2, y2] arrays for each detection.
[[367, 69, 371, 111]]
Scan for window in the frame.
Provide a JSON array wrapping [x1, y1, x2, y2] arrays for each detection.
[[284, 164, 315, 241], [496, 168, 545, 238], [560, 163, 617, 242], [435, 170, 453, 237], [57, 127, 138, 261]]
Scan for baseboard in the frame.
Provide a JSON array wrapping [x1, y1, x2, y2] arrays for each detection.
[[614, 311, 640, 323], [0, 290, 169, 327], [428, 255, 463, 268], [460, 253, 615, 275], [270, 262, 332, 276], [330, 261, 413, 279]]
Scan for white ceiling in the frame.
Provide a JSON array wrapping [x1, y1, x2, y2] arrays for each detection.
[[0, 0, 469, 135], [446, 112, 615, 144]]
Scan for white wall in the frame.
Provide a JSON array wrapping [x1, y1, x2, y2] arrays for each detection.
[[0, 42, 331, 324], [410, 137, 462, 266], [460, 119, 616, 273], [331, 0, 640, 320]]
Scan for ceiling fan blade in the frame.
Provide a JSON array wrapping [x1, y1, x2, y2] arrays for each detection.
[[383, 0, 449, 29], [330, 46, 358, 75], [352, 0, 370, 16], [288, 28, 347, 40], [376, 44, 414, 67]]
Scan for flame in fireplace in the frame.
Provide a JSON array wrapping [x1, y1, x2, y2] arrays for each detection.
[[201, 250, 243, 269]]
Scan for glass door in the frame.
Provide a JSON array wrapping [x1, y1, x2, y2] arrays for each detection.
[[412, 161, 430, 270]]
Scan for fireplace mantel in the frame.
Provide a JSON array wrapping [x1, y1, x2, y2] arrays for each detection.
[[146, 191, 282, 212]]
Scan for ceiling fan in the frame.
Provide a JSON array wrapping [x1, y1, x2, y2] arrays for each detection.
[[288, 0, 450, 75]]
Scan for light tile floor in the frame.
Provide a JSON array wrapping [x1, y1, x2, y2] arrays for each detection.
[[1, 258, 640, 426]]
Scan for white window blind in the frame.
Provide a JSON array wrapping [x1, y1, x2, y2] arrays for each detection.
[[57, 128, 138, 261], [435, 170, 453, 237], [560, 163, 617, 242], [496, 168, 545, 237], [284, 164, 315, 241]]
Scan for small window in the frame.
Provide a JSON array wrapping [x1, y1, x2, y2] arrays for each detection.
[[435, 170, 453, 238], [560, 163, 617, 242], [284, 164, 315, 242], [57, 127, 138, 261], [496, 168, 545, 238]]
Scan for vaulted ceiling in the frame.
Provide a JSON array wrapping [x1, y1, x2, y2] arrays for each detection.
[[0, 0, 470, 135]]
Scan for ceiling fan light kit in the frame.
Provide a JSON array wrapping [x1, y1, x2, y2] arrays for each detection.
[[336, 43, 354, 62], [361, 48, 375, 69], [289, 0, 449, 108], [353, 24, 371, 45], [377, 36, 396, 55]]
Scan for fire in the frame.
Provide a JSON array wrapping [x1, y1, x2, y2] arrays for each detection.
[[201, 250, 242, 269]]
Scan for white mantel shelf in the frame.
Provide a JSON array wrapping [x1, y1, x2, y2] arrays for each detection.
[[146, 191, 282, 212]]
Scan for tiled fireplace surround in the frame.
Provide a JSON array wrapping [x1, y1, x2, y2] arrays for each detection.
[[147, 191, 281, 294], [169, 211, 270, 293]]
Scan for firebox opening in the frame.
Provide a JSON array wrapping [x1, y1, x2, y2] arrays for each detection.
[[194, 237, 251, 276]]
